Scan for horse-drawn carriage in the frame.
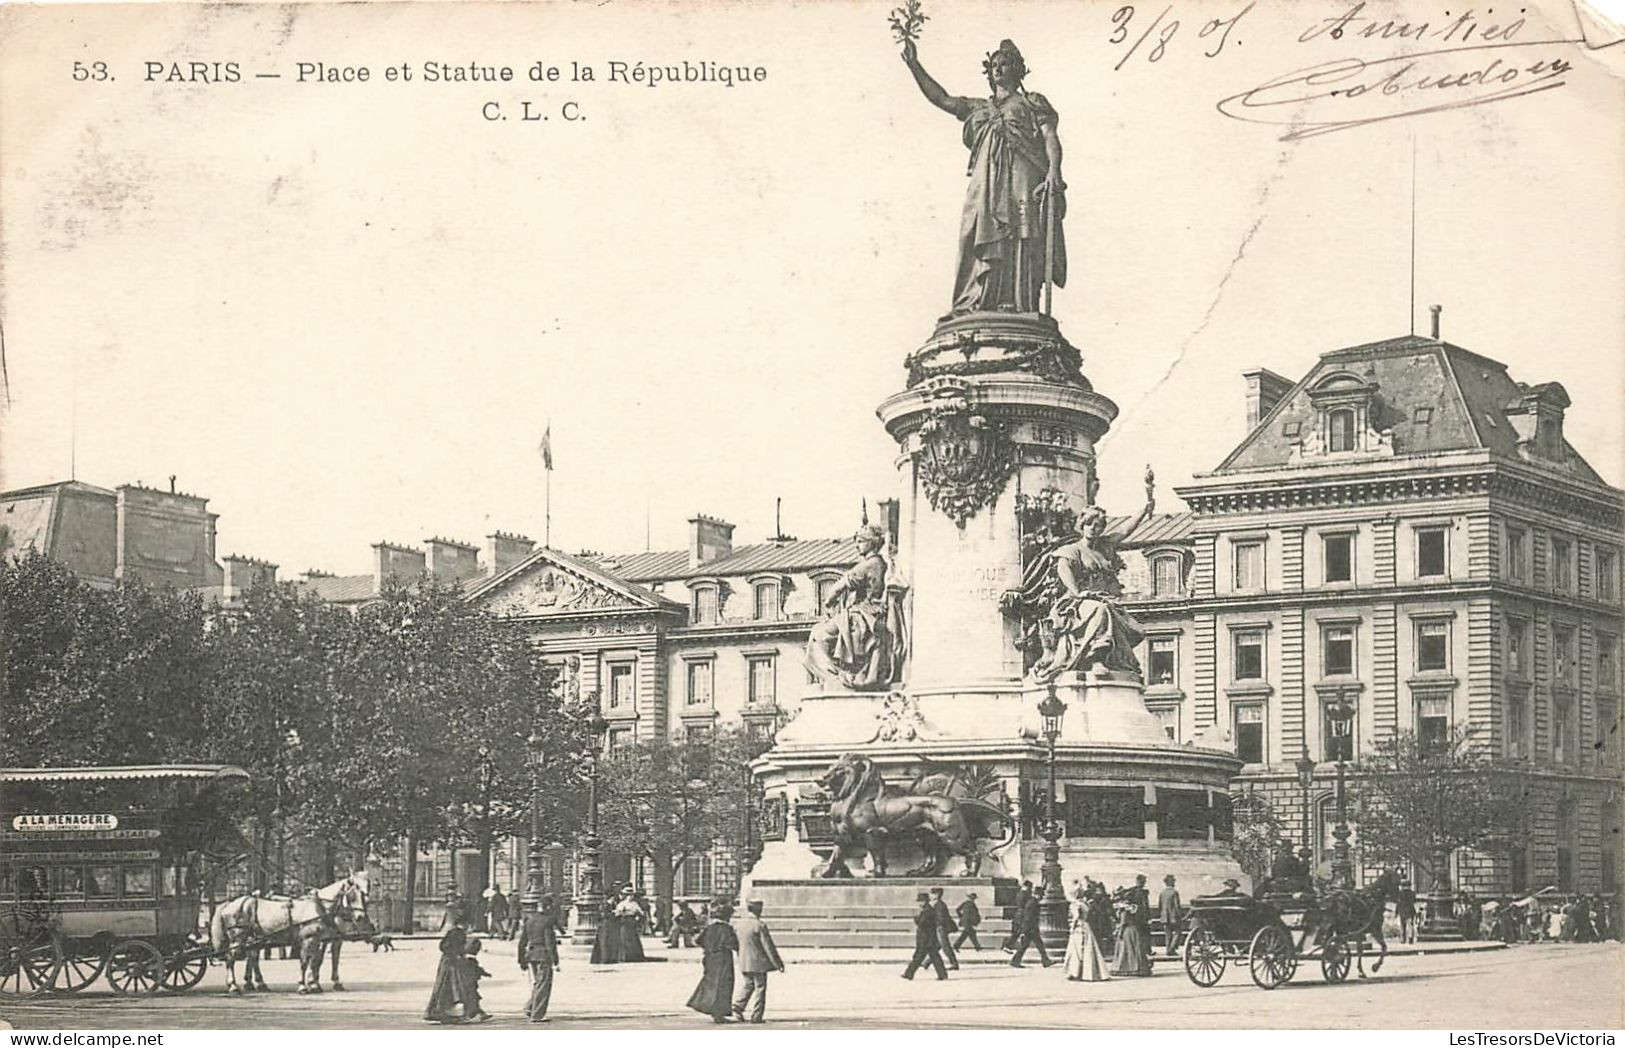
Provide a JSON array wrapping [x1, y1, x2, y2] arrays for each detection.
[[0, 764, 249, 998], [1181, 870, 1401, 990]]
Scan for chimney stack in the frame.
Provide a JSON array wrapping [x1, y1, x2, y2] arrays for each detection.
[[1506, 382, 1571, 461], [1430, 304, 1443, 341], [1241, 368, 1294, 433], [688, 514, 735, 567], [222, 555, 278, 602], [424, 536, 482, 584], [483, 531, 536, 577], [372, 541, 427, 592]]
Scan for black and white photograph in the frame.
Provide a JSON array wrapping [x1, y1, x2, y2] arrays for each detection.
[[0, 0, 1621, 1034]]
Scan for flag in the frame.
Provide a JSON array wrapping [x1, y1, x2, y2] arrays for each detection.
[[539, 424, 553, 471]]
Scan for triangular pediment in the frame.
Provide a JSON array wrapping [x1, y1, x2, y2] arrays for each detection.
[[466, 547, 675, 619]]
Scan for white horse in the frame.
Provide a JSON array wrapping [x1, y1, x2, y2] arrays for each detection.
[[209, 873, 372, 994]]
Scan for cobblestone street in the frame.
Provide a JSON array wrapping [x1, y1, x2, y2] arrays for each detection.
[[3, 941, 1620, 1030]]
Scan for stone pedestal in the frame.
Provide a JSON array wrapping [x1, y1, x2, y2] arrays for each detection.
[[746, 314, 1245, 944]]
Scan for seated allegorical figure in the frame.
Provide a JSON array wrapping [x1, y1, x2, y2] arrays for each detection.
[[805, 524, 908, 690], [1020, 502, 1149, 683]]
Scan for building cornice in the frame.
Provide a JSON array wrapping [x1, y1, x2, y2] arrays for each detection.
[[1125, 581, 1625, 622]]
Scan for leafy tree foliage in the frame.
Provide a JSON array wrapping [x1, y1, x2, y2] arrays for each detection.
[[1356, 726, 1531, 888], [1230, 791, 1285, 888]]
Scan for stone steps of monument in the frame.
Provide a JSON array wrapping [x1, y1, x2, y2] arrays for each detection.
[[770, 929, 925, 949]]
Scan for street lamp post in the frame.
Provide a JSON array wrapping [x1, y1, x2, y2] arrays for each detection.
[[522, 730, 546, 916], [1330, 757, 1354, 890], [571, 711, 611, 949], [1037, 686, 1068, 949], [1294, 749, 1316, 855]]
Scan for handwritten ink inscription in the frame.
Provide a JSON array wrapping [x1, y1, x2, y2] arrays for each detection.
[[1109, 4, 1254, 70]]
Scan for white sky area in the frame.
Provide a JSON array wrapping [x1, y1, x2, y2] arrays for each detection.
[[1, 0, 1621, 575]]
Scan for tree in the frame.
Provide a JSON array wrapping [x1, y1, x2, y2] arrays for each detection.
[[1356, 726, 1532, 893], [597, 728, 769, 915], [0, 549, 211, 767], [1230, 791, 1285, 889]]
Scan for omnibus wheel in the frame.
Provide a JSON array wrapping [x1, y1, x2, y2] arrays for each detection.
[[106, 941, 165, 996]]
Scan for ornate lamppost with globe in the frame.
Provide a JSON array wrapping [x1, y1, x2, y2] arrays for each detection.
[[1037, 685, 1068, 946], [522, 728, 546, 916], [1294, 749, 1316, 855], [571, 708, 612, 949], [1326, 697, 1357, 890]]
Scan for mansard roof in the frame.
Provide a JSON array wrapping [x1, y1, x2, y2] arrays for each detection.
[[1213, 335, 1604, 482], [591, 536, 861, 583]]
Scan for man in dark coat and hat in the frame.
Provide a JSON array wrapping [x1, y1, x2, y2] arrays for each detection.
[[902, 892, 948, 980], [930, 887, 960, 970]]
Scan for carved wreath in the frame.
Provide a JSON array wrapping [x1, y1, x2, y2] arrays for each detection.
[[917, 408, 1016, 529]]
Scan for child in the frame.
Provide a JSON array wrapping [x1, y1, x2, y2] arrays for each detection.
[[461, 938, 493, 1023]]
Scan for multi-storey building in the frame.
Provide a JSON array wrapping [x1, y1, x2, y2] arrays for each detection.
[[1115, 330, 1623, 895]]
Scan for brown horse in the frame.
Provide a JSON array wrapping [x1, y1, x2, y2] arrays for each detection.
[[1306, 868, 1402, 979], [209, 873, 373, 994], [816, 753, 1013, 877]]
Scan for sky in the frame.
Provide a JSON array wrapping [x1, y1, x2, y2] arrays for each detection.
[[1, 0, 1621, 575]]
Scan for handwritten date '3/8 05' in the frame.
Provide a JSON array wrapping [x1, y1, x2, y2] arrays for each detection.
[[1109, 3, 1254, 70]]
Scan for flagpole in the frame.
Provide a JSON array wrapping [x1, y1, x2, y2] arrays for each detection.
[[545, 467, 552, 549]]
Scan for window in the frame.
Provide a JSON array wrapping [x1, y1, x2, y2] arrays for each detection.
[[746, 719, 773, 742], [1599, 634, 1619, 692], [608, 662, 635, 710], [1152, 555, 1183, 597], [52, 866, 83, 897], [1556, 804, 1576, 891], [1327, 408, 1357, 452], [1417, 695, 1450, 754], [607, 726, 632, 752], [1553, 700, 1573, 765], [1234, 705, 1264, 764], [1416, 621, 1450, 673], [1551, 537, 1573, 592], [747, 655, 776, 706], [1151, 705, 1179, 742], [1417, 527, 1447, 578], [1506, 689, 1528, 760], [1323, 702, 1355, 762], [1147, 637, 1177, 686], [86, 866, 119, 899], [680, 852, 714, 897], [1233, 540, 1264, 591], [684, 723, 712, 743], [1596, 700, 1618, 769], [685, 659, 713, 707], [1233, 630, 1265, 681], [753, 581, 780, 622], [691, 585, 720, 625], [122, 865, 154, 897], [1322, 624, 1356, 678], [1505, 527, 1527, 581], [414, 858, 435, 897], [1506, 618, 1529, 677], [1323, 534, 1354, 584], [813, 575, 837, 611], [1553, 626, 1576, 685], [0, 866, 12, 898], [1598, 548, 1619, 602]]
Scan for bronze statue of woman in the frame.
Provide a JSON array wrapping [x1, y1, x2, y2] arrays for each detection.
[[1023, 502, 1149, 683], [901, 37, 1066, 316]]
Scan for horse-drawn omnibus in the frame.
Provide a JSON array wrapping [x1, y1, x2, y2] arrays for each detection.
[[0, 763, 248, 998]]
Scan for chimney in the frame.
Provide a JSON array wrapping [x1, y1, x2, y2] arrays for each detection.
[[1430, 304, 1443, 341], [1506, 382, 1571, 461], [424, 536, 481, 584], [483, 531, 535, 577], [222, 555, 278, 601], [688, 514, 735, 567], [1242, 368, 1294, 432], [372, 541, 427, 592]]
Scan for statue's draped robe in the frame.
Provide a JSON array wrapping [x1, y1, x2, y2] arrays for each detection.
[[952, 90, 1066, 314], [814, 552, 906, 689], [1028, 538, 1144, 681]]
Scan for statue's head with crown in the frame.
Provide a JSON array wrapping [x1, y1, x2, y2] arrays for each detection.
[[982, 39, 1027, 91]]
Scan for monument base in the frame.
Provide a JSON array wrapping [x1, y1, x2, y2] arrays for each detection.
[[747, 877, 1019, 950]]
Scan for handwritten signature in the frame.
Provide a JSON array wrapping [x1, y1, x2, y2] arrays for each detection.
[[1215, 39, 1572, 140]]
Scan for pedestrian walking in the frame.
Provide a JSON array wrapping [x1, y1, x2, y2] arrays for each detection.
[[459, 938, 494, 1023], [902, 892, 948, 980], [1003, 881, 1033, 952], [1158, 874, 1183, 957], [1064, 884, 1109, 982], [1395, 877, 1417, 944], [954, 892, 983, 951], [1009, 886, 1054, 968], [518, 896, 561, 1022], [731, 900, 786, 1024], [686, 902, 739, 1023], [423, 911, 472, 1023], [1110, 879, 1153, 977], [486, 887, 510, 937], [929, 887, 960, 970]]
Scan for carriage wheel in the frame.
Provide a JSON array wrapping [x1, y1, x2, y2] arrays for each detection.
[[50, 945, 110, 993], [105, 941, 165, 996], [161, 952, 209, 993], [1320, 933, 1352, 984], [0, 911, 61, 1000], [1182, 927, 1227, 987], [1248, 923, 1297, 990]]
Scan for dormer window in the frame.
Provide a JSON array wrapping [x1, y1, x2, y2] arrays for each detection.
[[747, 573, 790, 622], [690, 582, 721, 625], [1327, 409, 1356, 452], [1297, 370, 1391, 459]]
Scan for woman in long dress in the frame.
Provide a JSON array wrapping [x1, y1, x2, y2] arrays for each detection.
[[1064, 885, 1109, 982], [589, 895, 622, 964], [613, 890, 647, 961], [423, 917, 473, 1022], [686, 904, 739, 1023], [1110, 890, 1153, 977]]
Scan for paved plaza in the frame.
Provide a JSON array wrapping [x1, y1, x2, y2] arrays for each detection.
[[2, 940, 1620, 1030]]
